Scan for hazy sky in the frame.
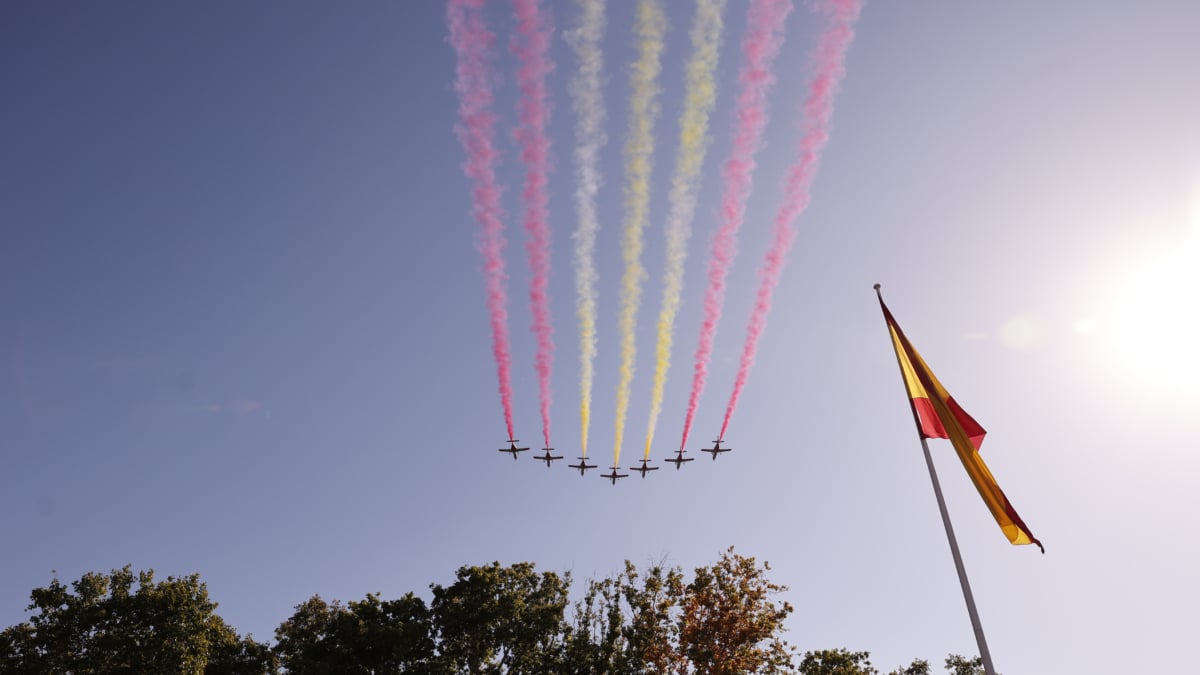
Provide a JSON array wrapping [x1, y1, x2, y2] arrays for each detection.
[[3, 2, 1198, 672]]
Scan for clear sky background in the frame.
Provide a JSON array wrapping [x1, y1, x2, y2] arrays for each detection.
[[2, 1, 1198, 672]]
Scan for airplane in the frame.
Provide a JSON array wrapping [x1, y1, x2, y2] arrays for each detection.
[[630, 459, 658, 478], [533, 447, 563, 467], [568, 456, 598, 476], [498, 439, 530, 460], [664, 450, 694, 470], [700, 439, 731, 461], [600, 466, 628, 485]]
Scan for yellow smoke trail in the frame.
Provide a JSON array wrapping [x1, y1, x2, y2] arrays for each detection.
[[567, 0, 607, 458], [612, 0, 666, 470], [642, 0, 726, 460]]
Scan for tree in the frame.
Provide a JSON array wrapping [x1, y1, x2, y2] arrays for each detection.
[[1, 556, 993, 674], [799, 648, 878, 675], [620, 561, 688, 674], [944, 654, 988, 675], [798, 651, 981, 675], [0, 565, 275, 674], [564, 572, 625, 674], [208, 635, 281, 675], [273, 596, 345, 673], [887, 658, 931, 675], [560, 549, 795, 675], [274, 562, 575, 674], [680, 548, 795, 675], [429, 561, 570, 674], [563, 560, 688, 674], [274, 593, 436, 674]]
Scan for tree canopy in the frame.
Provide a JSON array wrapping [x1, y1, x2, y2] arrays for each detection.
[[0, 565, 274, 674], [1, 551, 990, 674]]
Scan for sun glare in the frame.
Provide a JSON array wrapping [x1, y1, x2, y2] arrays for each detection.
[[1100, 211, 1200, 392]]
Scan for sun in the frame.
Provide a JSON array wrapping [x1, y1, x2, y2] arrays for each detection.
[[1098, 216, 1200, 392]]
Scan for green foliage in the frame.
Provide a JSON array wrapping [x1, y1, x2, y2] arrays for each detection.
[[0, 565, 275, 674], [887, 658, 932, 675], [564, 559, 689, 674], [795, 651, 988, 675], [274, 593, 436, 674], [799, 648, 878, 675], [944, 654, 988, 675], [559, 548, 795, 675], [0, 557, 996, 675], [564, 570, 625, 673], [429, 561, 570, 674]]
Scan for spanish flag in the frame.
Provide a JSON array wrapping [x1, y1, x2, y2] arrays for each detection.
[[879, 293, 1043, 553]]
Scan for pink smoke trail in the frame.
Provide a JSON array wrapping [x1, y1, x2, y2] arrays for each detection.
[[511, 1, 556, 451], [512, 0, 556, 448], [719, 0, 862, 439], [448, 0, 515, 439], [679, 0, 793, 452]]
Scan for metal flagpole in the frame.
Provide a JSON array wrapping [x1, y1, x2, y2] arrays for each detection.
[[874, 284, 997, 675]]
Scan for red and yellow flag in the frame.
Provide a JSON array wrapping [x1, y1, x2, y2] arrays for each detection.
[[880, 297, 1043, 552]]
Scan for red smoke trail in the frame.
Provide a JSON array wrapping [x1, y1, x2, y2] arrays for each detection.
[[512, 0, 556, 448], [448, 0, 515, 439], [679, 0, 793, 452], [719, 0, 862, 439]]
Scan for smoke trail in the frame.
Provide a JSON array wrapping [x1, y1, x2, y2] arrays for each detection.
[[511, 0, 556, 449], [566, 0, 607, 458], [612, 0, 666, 470], [679, 0, 793, 452], [641, 0, 727, 460], [447, 0, 515, 439], [720, 0, 863, 439]]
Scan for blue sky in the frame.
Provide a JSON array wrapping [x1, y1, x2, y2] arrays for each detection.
[[2, 1, 1198, 672]]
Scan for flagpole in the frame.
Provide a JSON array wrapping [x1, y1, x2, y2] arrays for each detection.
[[874, 284, 997, 675]]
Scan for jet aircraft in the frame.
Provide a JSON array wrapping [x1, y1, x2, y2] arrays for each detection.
[[498, 439, 530, 460], [664, 450, 694, 470], [600, 466, 628, 485], [700, 439, 731, 460], [630, 459, 658, 478], [533, 448, 563, 467], [568, 456, 598, 476]]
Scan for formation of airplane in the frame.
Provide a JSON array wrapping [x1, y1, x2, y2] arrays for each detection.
[[533, 448, 563, 467], [600, 466, 628, 485], [568, 456, 598, 476], [664, 450, 694, 470], [701, 439, 731, 460], [498, 439, 529, 460], [493, 438, 731, 475], [630, 459, 658, 478]]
